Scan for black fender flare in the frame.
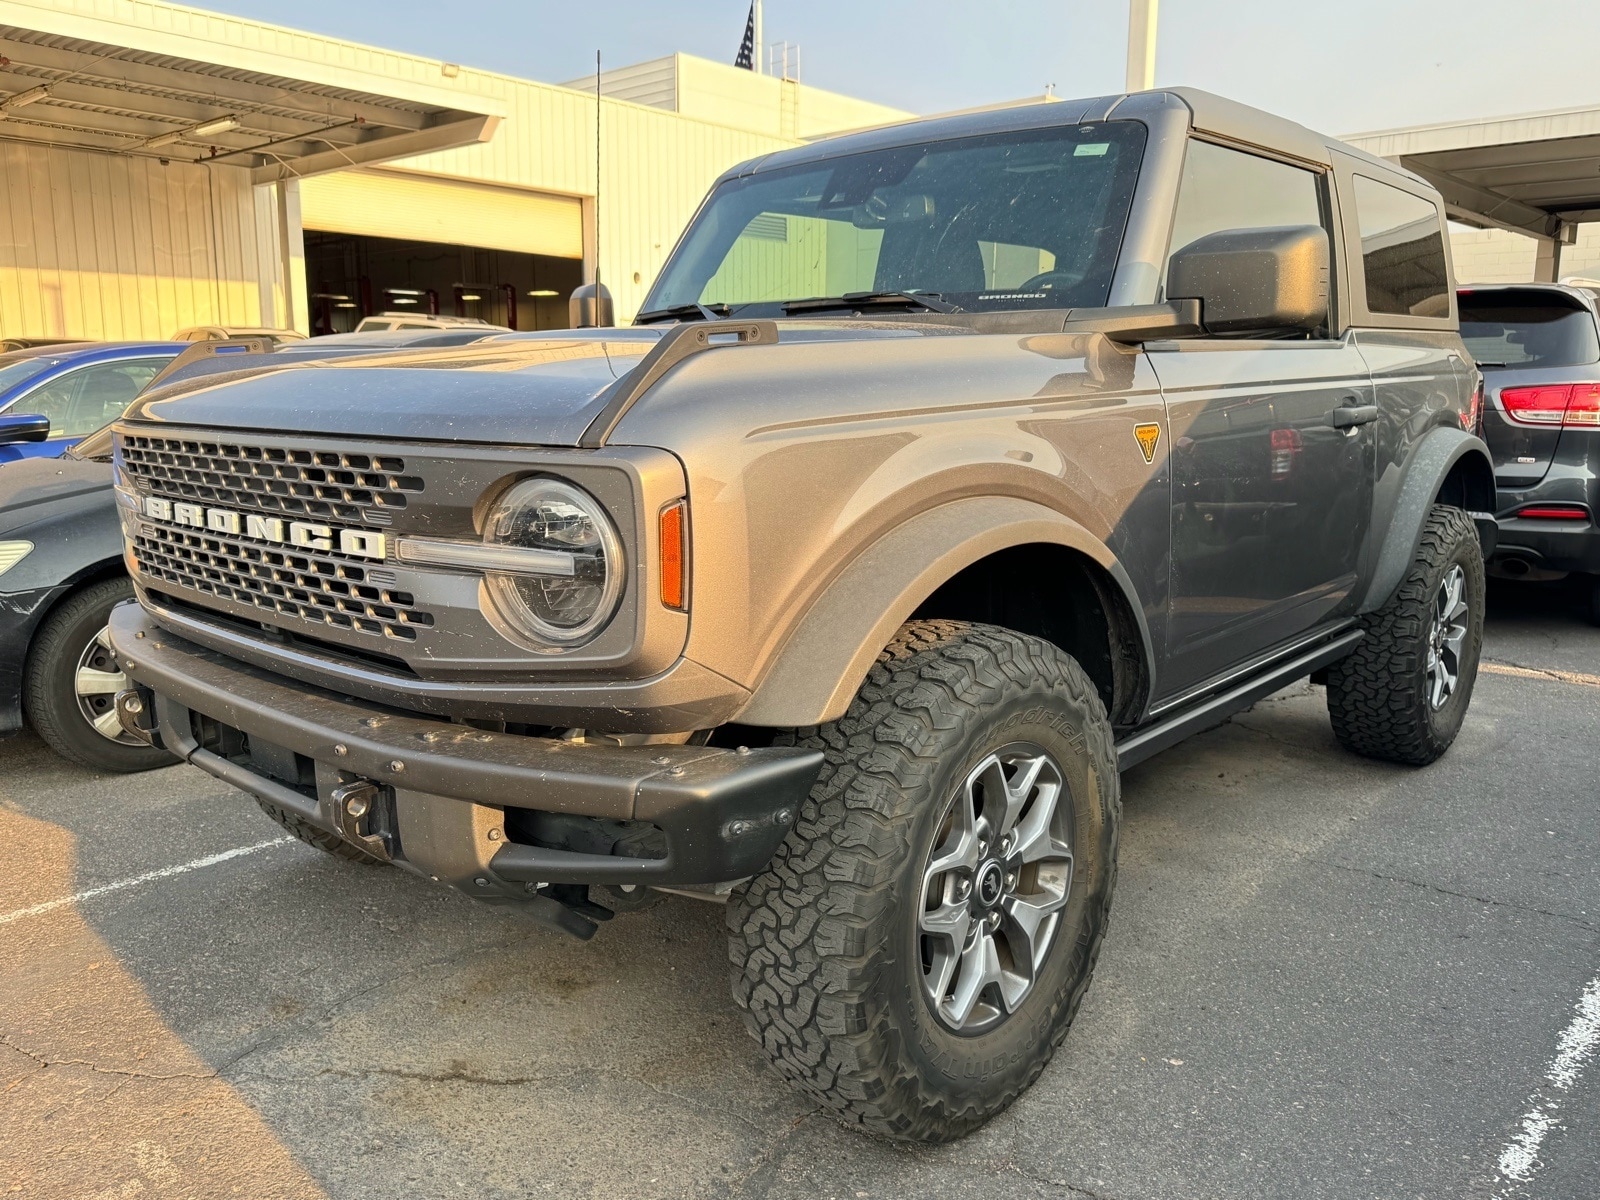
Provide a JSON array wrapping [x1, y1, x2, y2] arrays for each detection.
[[1359, 428, 1496, 613], [734, 496, 1154, 727]]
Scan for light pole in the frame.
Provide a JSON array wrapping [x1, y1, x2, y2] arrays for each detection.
[[1126, 0, 1158, 92]]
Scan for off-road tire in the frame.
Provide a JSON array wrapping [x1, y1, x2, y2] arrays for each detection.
[[22, 581, 175, 773], [727, 620, 1120, 1143], [253, 798, 387, 865], [1326, 504, 1485, 765]]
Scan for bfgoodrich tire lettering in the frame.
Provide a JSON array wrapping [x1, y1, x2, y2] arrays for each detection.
[[1326, 505, 1485, 765], [727, 620, 1120, 1142]]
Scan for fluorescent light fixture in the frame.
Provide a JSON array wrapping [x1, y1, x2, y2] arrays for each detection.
[[135, 115, 239, 152], [0, 85, 50, 111], [459, 293, 482, 302], [191, 116, 239, 138], [527, 289, 559, 297], [385, 288, 424, 296], [334, 302, 357, 309], [390, 297, 419, 305], [313, 292, 351, 302]]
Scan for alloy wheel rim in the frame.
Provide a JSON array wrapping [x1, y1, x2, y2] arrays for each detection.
[[74, 626, 138, 745], [918, 742, 1074, 1035], [1426, 564, 1469, 711]]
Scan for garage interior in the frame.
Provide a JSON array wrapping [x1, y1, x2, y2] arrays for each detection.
[[304, 232, 582, 334]]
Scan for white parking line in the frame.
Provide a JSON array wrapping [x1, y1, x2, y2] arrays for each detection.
[[1492, 975, 1600, 1196], [0, 836, 291, 927]]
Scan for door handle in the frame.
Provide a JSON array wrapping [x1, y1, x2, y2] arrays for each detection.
[[1329, 404, 1379, 429]]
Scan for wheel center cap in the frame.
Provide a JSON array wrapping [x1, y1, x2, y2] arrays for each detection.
[[976, 860, 1006, 908]]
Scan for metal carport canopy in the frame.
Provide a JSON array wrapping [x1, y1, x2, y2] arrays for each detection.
[[0, 6, 501, 181], [1345, 105, 1600, 278]]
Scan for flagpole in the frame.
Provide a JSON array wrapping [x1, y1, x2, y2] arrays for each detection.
[[753, 0, 764, 75]]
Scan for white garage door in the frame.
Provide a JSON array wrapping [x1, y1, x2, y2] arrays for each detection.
[[298, 169, 583, 260]]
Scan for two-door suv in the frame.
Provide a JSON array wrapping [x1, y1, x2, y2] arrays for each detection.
[[105, 89, 1496, 1141]]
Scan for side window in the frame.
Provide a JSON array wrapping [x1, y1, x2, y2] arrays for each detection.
[[1352, 176, 1449, 318], [16, 359, 167, 439], [1167, 140, 1324, 267]]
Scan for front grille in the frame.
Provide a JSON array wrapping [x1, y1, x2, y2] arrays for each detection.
[[121, 434, 424, 524], [134, 524, 435, 642]]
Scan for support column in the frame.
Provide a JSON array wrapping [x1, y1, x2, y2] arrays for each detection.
[[273, 179, 308, 334], [1126, 0, 1159, 92], [1533, 221, 1575, 283]]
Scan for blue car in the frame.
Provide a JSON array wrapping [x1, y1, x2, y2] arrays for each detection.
[[0, 341, 183, 464]]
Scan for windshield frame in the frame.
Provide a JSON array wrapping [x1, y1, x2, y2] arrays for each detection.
[[642, 119, 1149, 321]]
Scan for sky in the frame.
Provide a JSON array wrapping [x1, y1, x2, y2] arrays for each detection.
[[195, 0, 1600, 135]]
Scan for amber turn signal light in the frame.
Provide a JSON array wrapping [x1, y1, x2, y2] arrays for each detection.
[[659, 500, 687, 610]]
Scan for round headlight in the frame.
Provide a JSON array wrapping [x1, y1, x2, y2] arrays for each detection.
[[482, 478, 624, 647]]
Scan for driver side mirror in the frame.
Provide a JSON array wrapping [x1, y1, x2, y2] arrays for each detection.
[[0, 413, 51, 445], [1167, 224, 1328, 336]]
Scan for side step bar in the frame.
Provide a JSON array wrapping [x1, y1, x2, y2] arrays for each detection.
[[1115, 628, 1364, 771]]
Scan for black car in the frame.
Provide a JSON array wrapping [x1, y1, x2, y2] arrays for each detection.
[[0, 326, 516, 771], [1458, 283, 1600, 623]]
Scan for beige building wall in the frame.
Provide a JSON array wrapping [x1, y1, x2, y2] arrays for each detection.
[[0, 139, 281, 341], [1450, 224, 1600, 284]]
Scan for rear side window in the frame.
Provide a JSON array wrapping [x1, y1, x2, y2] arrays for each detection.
[[1458, 292, 1600, 368], [1166, 139, 1324, 263], [1353, 176, 1450, 317]]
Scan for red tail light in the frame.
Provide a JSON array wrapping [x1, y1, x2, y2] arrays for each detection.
[[1515, 505, 1590, 521], [1500, 383, 1600, 427]]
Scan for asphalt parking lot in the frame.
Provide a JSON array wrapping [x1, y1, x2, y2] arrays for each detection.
[[3, 582, 1598, 1200]]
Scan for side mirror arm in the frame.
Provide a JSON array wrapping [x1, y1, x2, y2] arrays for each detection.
[[1065, 300, 1204, 345]]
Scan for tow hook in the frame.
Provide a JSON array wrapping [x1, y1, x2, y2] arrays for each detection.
[[326, 778, 394, 863], [113, 686, 159, 747]]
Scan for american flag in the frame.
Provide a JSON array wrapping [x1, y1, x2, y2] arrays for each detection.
[[735, 3, 755, 69]]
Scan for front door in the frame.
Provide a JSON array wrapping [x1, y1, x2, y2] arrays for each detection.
[[1150, 339, 1376, 694]]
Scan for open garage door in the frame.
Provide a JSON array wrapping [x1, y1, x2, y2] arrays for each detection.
[[299, 169, 584, 333], [299, 170, 583, 260]]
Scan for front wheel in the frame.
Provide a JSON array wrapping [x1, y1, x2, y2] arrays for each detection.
[[23, 580, 176, 773], [1326, 505, 1485, 765], [728, 621, 1120, 1142]]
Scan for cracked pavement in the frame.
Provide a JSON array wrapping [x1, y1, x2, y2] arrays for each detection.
[[2, 579, 1597, 1199]]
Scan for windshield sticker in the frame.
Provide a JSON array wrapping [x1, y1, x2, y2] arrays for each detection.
[[1074, 143, 1111, 157]]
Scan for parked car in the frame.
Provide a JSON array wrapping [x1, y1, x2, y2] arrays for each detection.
[[171, 324, 307, 345], [353, 312, 509, 333], [0, 342, 184, 465], [0, 337, 92, 353], [0, 327, 514, 772], [1458, 283, 1600, 623], [105, 88, 1494, 1141]]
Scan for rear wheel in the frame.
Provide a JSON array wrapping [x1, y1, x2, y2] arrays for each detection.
[[728, 620, 1119, 1142], [1326, 505, 1485, 765], [23, 579, 175, 773]]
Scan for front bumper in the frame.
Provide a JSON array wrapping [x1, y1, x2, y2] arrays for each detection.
[[107, 603, 820, 925]]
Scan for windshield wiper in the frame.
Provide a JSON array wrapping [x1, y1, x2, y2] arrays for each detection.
[[782, 290, 960, 315], [634, 302, 732, 325]]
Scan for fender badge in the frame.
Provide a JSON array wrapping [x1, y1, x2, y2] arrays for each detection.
[[1133, 422, 1161, 464]]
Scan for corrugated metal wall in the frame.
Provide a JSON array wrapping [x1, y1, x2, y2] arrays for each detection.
[[0, 140, 278, 340]]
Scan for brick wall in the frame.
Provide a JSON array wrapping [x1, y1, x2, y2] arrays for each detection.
[[1450, 225, 1600, 285]]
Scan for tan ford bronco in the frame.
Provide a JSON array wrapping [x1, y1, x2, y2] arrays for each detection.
[[106, 88, 1496, 1141]]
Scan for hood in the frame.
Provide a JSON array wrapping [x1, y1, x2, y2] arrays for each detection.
[[116, 322, 961, 448], [121, 330, 662, 448], [0, 454, 112, 527]]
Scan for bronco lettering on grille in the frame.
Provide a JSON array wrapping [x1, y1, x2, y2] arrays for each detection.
[[141, 495, 387, 560]]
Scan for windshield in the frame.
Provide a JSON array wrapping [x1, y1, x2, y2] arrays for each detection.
[[1459, 292, 1600, 368], [0, 356, 59, 398], [646, 121, 1147, 317]]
